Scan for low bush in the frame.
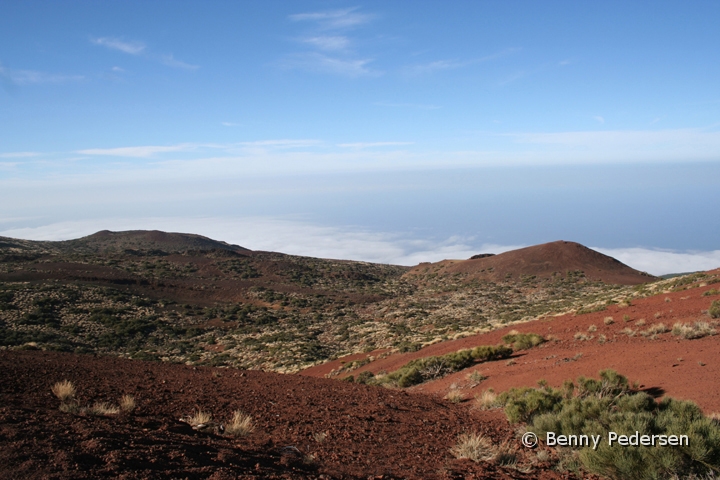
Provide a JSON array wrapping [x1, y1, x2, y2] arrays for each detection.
[[672, 321, 716, 340], [502, 332, 545, 350], [498, 370, 720, 479], [710, 300, 720, 319], [373, 344, 512, 388]]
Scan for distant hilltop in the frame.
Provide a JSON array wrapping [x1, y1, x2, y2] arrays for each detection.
[[0, 231, 656, 285], [0, 230, 252, 257], [407, 240, 656, 285]]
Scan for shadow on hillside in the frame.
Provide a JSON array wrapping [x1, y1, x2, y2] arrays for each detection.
[[640, 386, 666, 398]]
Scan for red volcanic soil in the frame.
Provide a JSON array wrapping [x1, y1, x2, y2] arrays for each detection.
[[305, 276, 720, 413], [405, 241, 656, 285], [0, 351, 575, 480]]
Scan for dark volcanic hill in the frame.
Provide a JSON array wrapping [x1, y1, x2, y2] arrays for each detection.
[[0, 230, 252, 258], [63, 230, 253, 255], [406, 240, 656, 285]]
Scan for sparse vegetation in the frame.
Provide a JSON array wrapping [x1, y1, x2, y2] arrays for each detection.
[[604, 316, 614, 325], [474, 389, 499, 410], [372, 344, 512, 388], [502, 332, 545, 350], [710, 300, 720, 319], [225, 410, 254, 437], [445, 389, 465, 403], [51, 380, 76, 402], [671, 321, 717, 339], [87, 401, 120, 416], [450, 432, 496, 462], [187, 410, 212, 427], [466, 370, 486, 386], [119, 394, 136, 412]]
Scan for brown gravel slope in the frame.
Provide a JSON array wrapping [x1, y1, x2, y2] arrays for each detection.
[[405, 241, 656, 285], [0, 350, 572, 480]]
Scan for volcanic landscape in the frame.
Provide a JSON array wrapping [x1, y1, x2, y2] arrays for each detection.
[[1, 230, 718, 479]]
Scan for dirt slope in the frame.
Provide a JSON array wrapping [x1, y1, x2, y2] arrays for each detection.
[[0, 350, 576, 479], [305, 272, 720, 412], [406, 241, 656, 285]]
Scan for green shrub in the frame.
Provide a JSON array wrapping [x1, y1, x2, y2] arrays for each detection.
[[471, 344, 514, 360], [502, 332, 545, 351], [354, 370, 375, 384], [374, 344, 512, 388], [497, 386, 564, 423], [709, 300, 720, 319], [500, 370, 720, 479]]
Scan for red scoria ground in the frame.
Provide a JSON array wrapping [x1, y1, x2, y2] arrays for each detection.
[[0, 350, 581, 479]]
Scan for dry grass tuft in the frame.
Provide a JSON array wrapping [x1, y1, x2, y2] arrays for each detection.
[[635, 318, 646, 326], [474, 389, 499, 410], [588, 324, 597, 332], [620, 327, 636, 337], [445, 389, 465, 403], [188, 410, 213, 426], [225, 410, 254, 437], [313, 431, 327, 443], [87, 401, 120, 416], [536, 450, 551, 462], [640, 323, 669, 337], [119, 394, 136, 413], [672, 321, 716, 340], [51, 380, 76, 402], [467, 370, 486, 386], [451, 432, 496, 462], [604, 316, 614, 325]]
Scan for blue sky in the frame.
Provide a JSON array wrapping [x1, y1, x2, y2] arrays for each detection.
[[1, 1, 719, 274]]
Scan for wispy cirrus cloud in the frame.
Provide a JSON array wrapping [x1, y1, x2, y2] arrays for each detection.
[[404, 48, 521, 76], [337, 142, 413, 148], [76, 144, 199, 158], [160, 54, 199, 70], [280, 52, 378, 77], [0, 63, 84, 85], [300, 36, 350, 51], [289, 7, 374, 30], [283, 7, 380, 77], [90, 37, 198, 70], [91, 37, 146, 55]]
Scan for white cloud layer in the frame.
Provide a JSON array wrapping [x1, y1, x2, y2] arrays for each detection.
[[1, 217, 717, 275], [594, 247, 720, 276]]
